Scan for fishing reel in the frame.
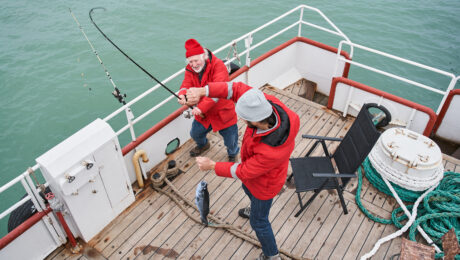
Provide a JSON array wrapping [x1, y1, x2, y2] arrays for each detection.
[[183, 109, 193, 119], [112, 87, 127, 105]]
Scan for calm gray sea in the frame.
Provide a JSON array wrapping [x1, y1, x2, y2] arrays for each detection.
[[0, 0, 459, 236]]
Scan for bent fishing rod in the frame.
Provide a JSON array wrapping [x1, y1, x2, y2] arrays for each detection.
[[69, 8, 127, 105], [89, 7, 182, 101]]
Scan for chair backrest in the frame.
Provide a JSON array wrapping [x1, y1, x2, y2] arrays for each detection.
[[332, 104, 381, 186]]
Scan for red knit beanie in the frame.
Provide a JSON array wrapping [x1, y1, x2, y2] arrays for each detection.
[[185, 39, 205, 58]]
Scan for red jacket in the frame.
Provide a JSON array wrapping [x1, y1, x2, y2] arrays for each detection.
[[179, 50, 237, 131], [208, 82, 300, 200]]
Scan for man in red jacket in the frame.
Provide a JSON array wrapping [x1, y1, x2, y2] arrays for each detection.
[[178, 39, 239, 161], [187, 82, 300, 260]]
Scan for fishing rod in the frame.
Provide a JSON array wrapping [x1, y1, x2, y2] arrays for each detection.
[[69, 8, 128, 105], [89, 7, 182, 100]]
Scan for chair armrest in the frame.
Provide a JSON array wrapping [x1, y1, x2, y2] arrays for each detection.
[[302, 134, 342, 141], [312, 173, 357, 178]]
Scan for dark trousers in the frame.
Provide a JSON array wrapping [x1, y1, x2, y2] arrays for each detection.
[[242, 184, 279, 257], [190, 120, 239, 156]]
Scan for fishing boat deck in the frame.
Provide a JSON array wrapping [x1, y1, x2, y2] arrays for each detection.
[[46, 84, 460, 260]]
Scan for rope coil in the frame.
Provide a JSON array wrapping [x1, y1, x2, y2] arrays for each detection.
[[357, 158, 460, 259]]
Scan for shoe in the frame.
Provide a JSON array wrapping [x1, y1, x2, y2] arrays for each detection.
[[255, 253, 281, 260], [228, 155, 236, 162], [189, 142, 210, 157], [238, 207, 251, 219]]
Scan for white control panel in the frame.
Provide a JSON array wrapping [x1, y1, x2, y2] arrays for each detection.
[[36, 119, 135, 242]]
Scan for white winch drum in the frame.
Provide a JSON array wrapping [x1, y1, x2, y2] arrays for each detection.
[[368, 127, 444, 191]]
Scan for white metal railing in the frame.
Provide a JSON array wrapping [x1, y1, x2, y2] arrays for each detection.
[[0, 5, 351, 235], [0, 166, 41, 221], [1, 5, 350, 236], [2, 2, 458, 244], [333, 41, 457, 115], [102, 4, 351, 141], [0, 166, 66, 244], [2, 4, 459, 253]]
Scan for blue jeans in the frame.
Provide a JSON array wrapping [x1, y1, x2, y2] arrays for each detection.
[[242, 184, 279, 257], [190, 120, 239, 156]]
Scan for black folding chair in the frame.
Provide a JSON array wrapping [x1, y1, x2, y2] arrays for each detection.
[[289, 103, 383, 217]]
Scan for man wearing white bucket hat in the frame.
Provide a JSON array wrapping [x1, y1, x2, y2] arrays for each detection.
[[187, 82, 300, 260]]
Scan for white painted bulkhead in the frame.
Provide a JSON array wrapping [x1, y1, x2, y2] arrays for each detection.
[[0, 217, 61, 260], [123, 114, 192, 184], [436, 94, 460, 143], [331, 82, 433, 135], [231, 39, 348, 94]]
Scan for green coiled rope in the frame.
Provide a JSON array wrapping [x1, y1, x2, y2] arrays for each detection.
[[356, 157, 460, 259]]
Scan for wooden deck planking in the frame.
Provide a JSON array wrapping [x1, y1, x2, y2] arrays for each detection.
[[47, 85, 460, 260], [369, 223, 399, 259], [328, 206, 367, 259], [47, 246, 66, 260], [152, 120, 250, 260], [107, 193, 176, 258], [342, 217, 375, 260], [357, 221, 387, 258], [380, 196, 396, 216], [302, 199, 352, 259], [168, 150, 239, 259], [101, 136, 219, 257], [292, 110, 334, 158], [445, 161, 456, 172], [382, 235, 402, 259], [126, 129, 241, 258], [102, 134, 222, 257], [314, 201, 358, 259], [124, 203, 186, 259], [273, 111, 350, 257], [92, 138, 197, 253], [291, 193, 340, 256], [145, 123, 249, 259]]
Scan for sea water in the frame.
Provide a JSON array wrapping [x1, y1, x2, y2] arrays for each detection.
[[0, 0, 459, 236]]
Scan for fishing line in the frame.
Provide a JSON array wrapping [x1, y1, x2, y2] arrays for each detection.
[[89, 7, 182, 100], [69, 8, 128, 105]]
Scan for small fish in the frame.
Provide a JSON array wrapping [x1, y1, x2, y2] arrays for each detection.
[[195, 180, 209, 226]]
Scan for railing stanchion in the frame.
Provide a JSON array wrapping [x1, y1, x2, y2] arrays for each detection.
[[125, 107, 136, 141], [332, 42, 344, 78], [436, 77, 458, 114], [343, 87, 354, 117], [298, 7, 304, 37], [244, 34, 253, 84]]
